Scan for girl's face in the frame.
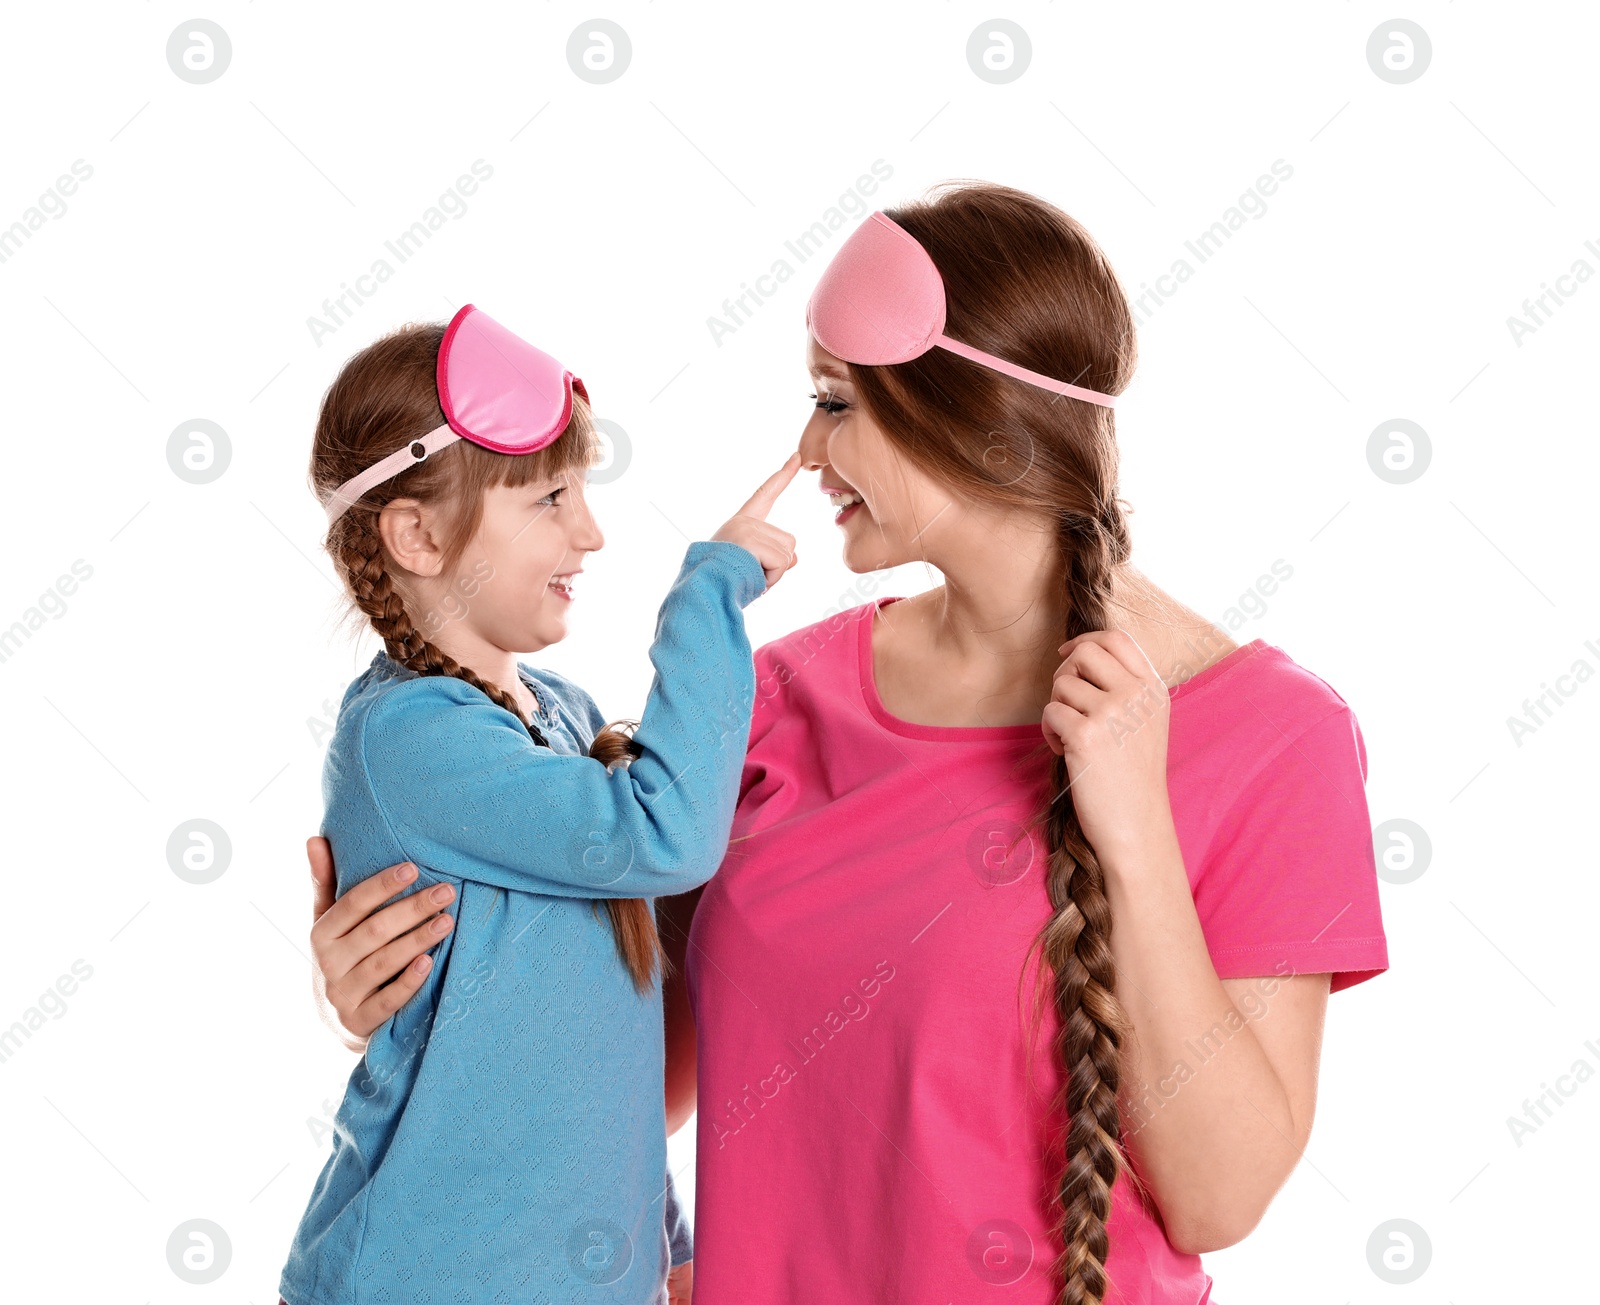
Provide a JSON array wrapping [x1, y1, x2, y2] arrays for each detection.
[[798, 335, 960, 572], [388, 466, 604, 657], [458, 470, 604, 653]]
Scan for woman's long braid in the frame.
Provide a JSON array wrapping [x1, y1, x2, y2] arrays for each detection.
[[828, 181, 1144, 1303], [1039, 501, 1137, 1305]]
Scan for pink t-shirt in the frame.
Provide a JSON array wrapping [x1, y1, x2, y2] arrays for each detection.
[[686, 596, 1389, 1304]]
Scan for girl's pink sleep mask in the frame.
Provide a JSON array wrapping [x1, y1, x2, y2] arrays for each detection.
[[323, 302, 589, 526], [804, 210, 1119, 409]]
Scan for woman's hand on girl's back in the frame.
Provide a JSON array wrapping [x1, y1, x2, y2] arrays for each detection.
[[1040, 630, 1179, 866], [709, 452, 801, 590], [667, 1259, 693, 1304], [307, 836, 454, 1048]]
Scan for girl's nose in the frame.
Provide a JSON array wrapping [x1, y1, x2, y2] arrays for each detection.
[[573, 500, 604, 552]]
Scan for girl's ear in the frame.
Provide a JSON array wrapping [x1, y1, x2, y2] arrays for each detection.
[[377, 497, 447, 579]]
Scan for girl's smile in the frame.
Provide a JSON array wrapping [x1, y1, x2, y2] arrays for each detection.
[[548, 570, 580, 601]]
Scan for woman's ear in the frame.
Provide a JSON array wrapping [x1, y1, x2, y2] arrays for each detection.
[[377, 497, 447, 578]]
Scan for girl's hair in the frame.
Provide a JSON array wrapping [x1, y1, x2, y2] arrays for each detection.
[[308, 319, 669, 995], [842, 182, 1141, 1304]]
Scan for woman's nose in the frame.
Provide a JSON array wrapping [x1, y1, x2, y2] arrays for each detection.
[[796, 418, 828, 471]]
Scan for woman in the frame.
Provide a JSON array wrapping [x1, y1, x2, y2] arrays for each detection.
[[303, 182, 1388, 1304]]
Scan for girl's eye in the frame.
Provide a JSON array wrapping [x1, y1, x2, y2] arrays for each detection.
[[536, 486, 565, 507], [809, 393, 849, 415]]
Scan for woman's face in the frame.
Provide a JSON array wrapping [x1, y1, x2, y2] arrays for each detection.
[[799, 335, 961, 573]]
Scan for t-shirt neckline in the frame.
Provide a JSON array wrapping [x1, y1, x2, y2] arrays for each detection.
[[858, 597, 1051, 743], [858, 596, 1268, 741]]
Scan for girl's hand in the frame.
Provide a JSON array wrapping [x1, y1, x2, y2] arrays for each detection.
[[710, 452, 801, 589], [308, 836, 454, 1048], [1040, 630, 1177, 867], [667, 1259, 693, 1305]]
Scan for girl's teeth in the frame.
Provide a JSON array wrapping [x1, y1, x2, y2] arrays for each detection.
[[829, 491, 863, 508]]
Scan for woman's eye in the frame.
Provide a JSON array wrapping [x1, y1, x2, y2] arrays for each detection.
[[809, 393, 849, 415]]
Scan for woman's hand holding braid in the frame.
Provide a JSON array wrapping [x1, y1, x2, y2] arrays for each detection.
[[1040, 629, 1179, 868]]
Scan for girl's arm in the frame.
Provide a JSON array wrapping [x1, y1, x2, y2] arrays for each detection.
[[308, 459, 799, 1042], [362, 541, 765, 902]]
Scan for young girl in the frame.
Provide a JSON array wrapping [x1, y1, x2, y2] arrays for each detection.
[[278, 303, 798, 1305]]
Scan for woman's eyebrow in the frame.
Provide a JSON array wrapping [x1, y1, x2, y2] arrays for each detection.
[[811, 362, 850, 382]]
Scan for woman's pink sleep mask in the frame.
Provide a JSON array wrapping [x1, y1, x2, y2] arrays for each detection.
[[804, 210, 1119, 408]]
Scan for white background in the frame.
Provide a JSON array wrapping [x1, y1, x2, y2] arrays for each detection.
[[1, 2, 1595, 1301]]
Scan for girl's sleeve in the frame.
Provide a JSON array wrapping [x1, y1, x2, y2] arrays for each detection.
[[1191, 705, 1390, 993], [359, 540, 768, 901], [663, 1165, 693, 1267]]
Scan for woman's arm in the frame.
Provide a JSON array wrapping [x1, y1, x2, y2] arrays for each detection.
[[309, 839, 714, 1129], [659, 885, 705, 1134], [1103, 834, 1327, 1254], [309, 837, 713, 1123], [308, 836, 453, 1046], [1043, 630, 1332, 1255], [660, 889, 702, 1302]]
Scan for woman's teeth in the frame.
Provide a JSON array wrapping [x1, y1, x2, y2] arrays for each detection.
[[548, 576, 575, 598], [828, 491, 863, 508]]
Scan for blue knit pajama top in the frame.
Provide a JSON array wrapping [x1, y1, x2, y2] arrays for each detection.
[[280, 540, 767, 1305]]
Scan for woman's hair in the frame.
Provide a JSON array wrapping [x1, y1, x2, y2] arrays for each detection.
[[308, 319, 669, 995], [842, 182, 1141, 1304]]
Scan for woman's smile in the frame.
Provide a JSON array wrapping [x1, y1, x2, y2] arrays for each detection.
[[820, 481, 864, 525]]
